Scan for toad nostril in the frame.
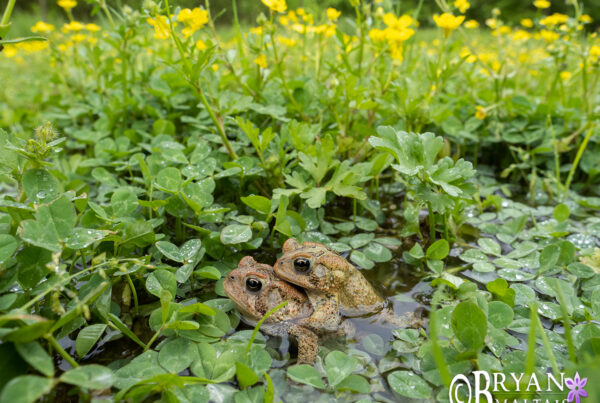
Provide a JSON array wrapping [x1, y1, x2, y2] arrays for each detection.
[[229, 275, 235, 280]]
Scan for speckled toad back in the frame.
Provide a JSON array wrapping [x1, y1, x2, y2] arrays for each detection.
[[223, 256, 319, 364], [273, 238, 386, 331]]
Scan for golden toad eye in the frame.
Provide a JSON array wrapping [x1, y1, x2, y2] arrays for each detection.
[[245, 278, 262, 292], [293, 257, 311, 273]]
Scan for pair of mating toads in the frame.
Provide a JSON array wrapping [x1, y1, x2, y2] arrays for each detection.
[[223, 238, 422, 364]]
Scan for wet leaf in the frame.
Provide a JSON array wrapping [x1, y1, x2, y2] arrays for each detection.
[[158, 338, 198, 373], [451, 301, 487, 351], [388, 371, 431, 399], [426, 239, 449, 260], [0, 375, 53, 403], [15, 342, 54, 377], [75, 324, 107, 358], [220, 225, 252, 244], [60, 364, 115, 389], [325, 351, 357, 387], [287, 365, 325, 389], [146, 270, 177, 299]]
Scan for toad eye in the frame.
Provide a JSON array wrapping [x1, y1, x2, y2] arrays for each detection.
[[293, 257, 311, 274], [245, 277, 262, 293]]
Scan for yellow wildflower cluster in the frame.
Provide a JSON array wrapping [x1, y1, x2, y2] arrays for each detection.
[[533, 0, 550, 9], [2, 41, 50, 59], [540, 13, 569, 28], [454, 0, 470, 14], [276, 7, 338, 38], [31, 21, 55, 33], [177, 8, 209, 37], [369, 13, 415, 61], [326, 8, 341, 21], [433, 13, 465, 37], [147, 15, 173, 40], [262, 0, 287, 14]]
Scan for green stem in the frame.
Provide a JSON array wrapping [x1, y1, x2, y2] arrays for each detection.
[[47, 334, 79, 368], [245, 301, 288, 356], [145, 325, 165, 351], [101, 0, 115, 28], [427, 202, 435, 243], [548, 116, 561, 188], [269, 33, 305, 120], [563, 124, 595, 199], [531, 308, 560, 376], [196, 86, 238, 159], [354, 2, 364, 76], [554, 281, 576, 362], [126, 274, 139, 313], [0, 0, 16, 35]]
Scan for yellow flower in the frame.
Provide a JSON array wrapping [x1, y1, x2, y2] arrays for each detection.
[[250, 26, 263, 35], [146, 16, 171, 40], [454, 0, 470, 14], [492, 26, 511, 36], [433, 13, 465, 37], [540, 13, 568, 27], [579, 14, 592, 23], [277, 35, 297, 47], [384, 13, 413, 30], [196, 39, 207, 50], [590, 45, 600, 58], [254, 54, 267, 68], [464, 20, 479, 29], [63, 21, 84, 32], [475, 106, 487, 119], [520, 18, 533, 28], [261, 0, 287, 13], [279, 16, 289, 26], [57, 0, 77, 11], [369, 28, 386, 42], [513, 30, 532, 41], [533, 0, 550, 9], [71, 33, 86, 42], [2, 45, 17, 57], [211, 63, 219, 72], [560, 71, 571, 80], [326, 8, 341, 21], [31, 21, 55, 33], [85, 23, 101, 32], [540, 29, 559, 42], [178, 8, 209, 37], [485, 18, 497, 29], [460, 48, 476, 63]]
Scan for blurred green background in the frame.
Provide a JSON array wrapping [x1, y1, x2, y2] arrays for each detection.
[[5, 0, 600, 34]]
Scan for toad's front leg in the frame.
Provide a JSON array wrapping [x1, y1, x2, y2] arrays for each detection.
[[288, 324, 319, 364]]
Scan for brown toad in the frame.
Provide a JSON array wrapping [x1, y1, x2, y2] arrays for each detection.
[[223, 256, 319, 364], [273, 239, 387, 331]]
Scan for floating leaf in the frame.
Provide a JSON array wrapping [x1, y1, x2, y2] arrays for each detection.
[[287, 365, 325, 389], [388, 371, 431, 399]]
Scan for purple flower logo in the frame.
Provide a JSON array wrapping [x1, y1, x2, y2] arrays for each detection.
[[566, 372, 587, 403]]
